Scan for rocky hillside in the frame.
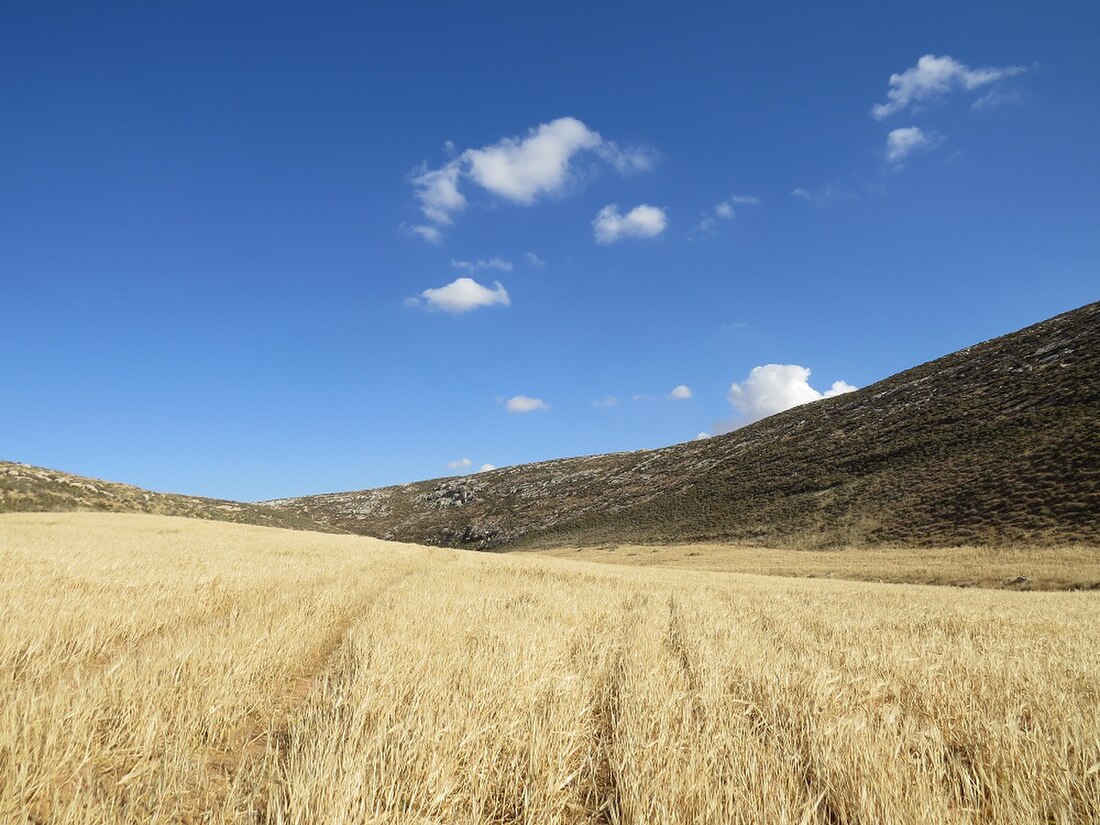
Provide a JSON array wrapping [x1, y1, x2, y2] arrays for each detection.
[[0, 463, 332, 533], [268, 301, 1100, 550]]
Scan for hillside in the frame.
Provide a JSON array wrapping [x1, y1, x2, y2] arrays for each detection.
[[268, 301, 1100, 550], [0, 462, 332, 533]]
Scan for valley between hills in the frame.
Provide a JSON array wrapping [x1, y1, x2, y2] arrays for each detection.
[[3, 303, 1099, 823]]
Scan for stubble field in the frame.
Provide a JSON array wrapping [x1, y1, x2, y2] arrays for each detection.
[[1, 512, 1098, 824]]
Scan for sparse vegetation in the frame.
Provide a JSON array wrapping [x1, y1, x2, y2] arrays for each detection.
[[269, 301, 1100, 551], [0, 462, 331, 533], [3, 512, 1098, 823]]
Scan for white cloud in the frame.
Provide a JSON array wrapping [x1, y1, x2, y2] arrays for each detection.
[[715, 194, 760, 220], [595, 140, 658, 174], [464, 117, 602, 204], [630, 393, 653, 402], [451, 257, 513, 273], [694, 432, 710, 440], [714, 202, 736, 220], [697, 194, 760, 232], [694, 216, 718, 234], [972, 87, 1025, 111], [727, 364, 857, 425], [593, 395, 619, 408], [593, 203, 668, 243], [872, 54, 1027, 119], [791, 185, 854, 207], [446, 458, 472, 469], [478, 463, 496, 472], [523, 251, 546, 266], [886, 126, 938, 164], [668, 384, 692, 400], [409, 118, 655, 231], [506, 395, 548, 413], [410, 162, 466, 225], [409, 277, 510, 314], [408, 224, 443, 243], [824, 380, 858, 397]]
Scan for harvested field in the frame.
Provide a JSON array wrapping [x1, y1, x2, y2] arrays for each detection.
[[539, 542, 1100, 590], [2, 513, 1098, 824]]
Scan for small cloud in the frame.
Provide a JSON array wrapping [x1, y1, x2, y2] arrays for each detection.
[[593, 203, 668, 243], [410, 161, 466, 225], [596, 141, 659, 174], [668, 384, 692, 400], [693, 215, 718, 234], [478, 463, 496, 472], [694, 432, 710, 440], [791, 185, 855, 207], [886, 126, 940, 164], [971, 87, 1026, 111], [506, 395, 548, 413], [630, 393, 654, 402], [872, 54, 1028, 120], [523, 251, 546, 266], [407, 223, 443, 243], [725, 364, 857, 426], [451, 257, 513, 273], [715, 194, 760, 219], [446, 458, 472, 469], [721, 321, 750, 331], [824, 380, 858, 397], [695, 194, 759, 234], [593, 395, 619, 408], [408, 277, 510, 314]]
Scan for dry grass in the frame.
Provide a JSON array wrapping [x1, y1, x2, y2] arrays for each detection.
[[536, 543, 1100, 590], [2, 513, 1098, 824]]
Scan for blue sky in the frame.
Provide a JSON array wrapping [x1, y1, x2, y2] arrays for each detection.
[[3, 1, 1097, 501]]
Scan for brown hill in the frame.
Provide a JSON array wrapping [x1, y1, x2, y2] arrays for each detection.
[[267, 301, 1100, 550], [0, 462, 332, 533]]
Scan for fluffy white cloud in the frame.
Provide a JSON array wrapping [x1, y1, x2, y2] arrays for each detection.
[[668, 384, 692, 400], [409, 117, 654, 232], [464, 117, 601, 204], [872, 54, 1027, 119], [727, 364, 857, 424], [409, 277, 510, 314], [506, 395, 548, 413], [410, 162, 466, 225], [451, 257, 512, 273], [694, 432, 710, 440], [593, 204, 668, 243], [446, 458, 472, 469], [478, 463, 496, 472], [886, 126, 938, 164], [523, 251, 546, 266], [824, 380, 858, 397]]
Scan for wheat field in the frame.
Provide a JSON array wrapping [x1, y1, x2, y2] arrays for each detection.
[[1, 513, 1098, 824]]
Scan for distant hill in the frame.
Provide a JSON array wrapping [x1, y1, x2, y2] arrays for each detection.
[[267, 302, 1100, 550], [0, 462, 332, 533]]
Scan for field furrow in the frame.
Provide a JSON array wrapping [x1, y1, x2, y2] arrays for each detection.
[[2, 513, 1098, 824]]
